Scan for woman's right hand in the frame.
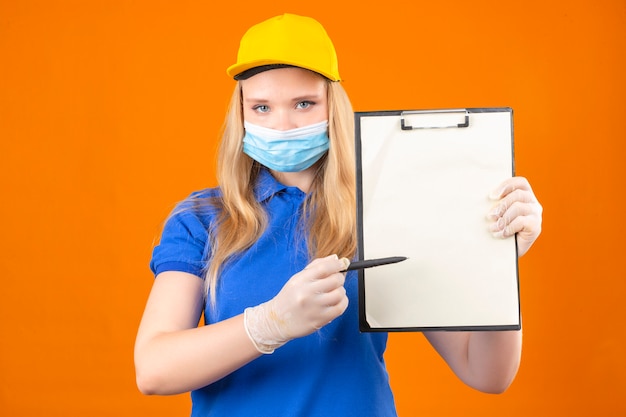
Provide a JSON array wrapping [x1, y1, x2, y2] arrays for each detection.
[[244, 254, 350, 353]]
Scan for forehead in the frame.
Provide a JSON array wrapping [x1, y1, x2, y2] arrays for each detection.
[[240, 67, 327, 99]]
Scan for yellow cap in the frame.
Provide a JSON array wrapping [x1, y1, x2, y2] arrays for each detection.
[[227, 14, 341, 81]]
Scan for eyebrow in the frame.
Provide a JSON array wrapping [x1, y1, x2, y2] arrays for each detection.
[[243, 93, 324, 103], [290, 94, 323, 102]]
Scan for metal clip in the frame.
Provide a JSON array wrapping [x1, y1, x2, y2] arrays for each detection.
[[400, 109, 470, 130]]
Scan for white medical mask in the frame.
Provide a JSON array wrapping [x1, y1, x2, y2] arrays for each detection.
[[242, 120, 330, 172]]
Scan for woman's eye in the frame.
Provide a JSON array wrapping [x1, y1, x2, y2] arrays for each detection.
[[296, 101, 314, 110], [253, 105, 270, 113]]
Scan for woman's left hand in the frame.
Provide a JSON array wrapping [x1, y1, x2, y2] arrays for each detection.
[[488, 176, 543, 257]]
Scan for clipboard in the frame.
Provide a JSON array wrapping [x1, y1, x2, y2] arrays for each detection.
[[355, 108, 520, 332]]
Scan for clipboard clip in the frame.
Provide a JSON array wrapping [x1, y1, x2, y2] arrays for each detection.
[[400, 109, 470, 130]]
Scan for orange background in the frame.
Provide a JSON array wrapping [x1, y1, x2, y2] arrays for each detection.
[[1, 1, 624, 416]]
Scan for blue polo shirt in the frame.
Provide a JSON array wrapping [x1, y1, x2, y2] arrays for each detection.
[[150, 169, 397, 417]]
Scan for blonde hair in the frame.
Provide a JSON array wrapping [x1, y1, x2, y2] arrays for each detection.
[[198, 79, 356, 305]]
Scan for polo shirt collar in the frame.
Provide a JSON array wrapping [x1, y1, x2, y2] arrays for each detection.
[[253, 168, 289, 202]]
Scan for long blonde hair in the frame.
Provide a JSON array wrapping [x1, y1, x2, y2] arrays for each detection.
[[201, 79, 356, 304]]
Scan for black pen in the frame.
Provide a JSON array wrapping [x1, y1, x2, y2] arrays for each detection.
[[343, 256, 407, 272]]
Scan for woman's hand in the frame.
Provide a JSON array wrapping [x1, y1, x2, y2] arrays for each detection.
[[244, 254, 350, 353], [488, 176, 543, 257]]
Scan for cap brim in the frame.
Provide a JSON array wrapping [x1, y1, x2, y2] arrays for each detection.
[[227, 60, 340, 81], [233, 64, 296, 80]]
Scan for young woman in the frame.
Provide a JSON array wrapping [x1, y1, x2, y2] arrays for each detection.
[[134, 13, 543, 416]]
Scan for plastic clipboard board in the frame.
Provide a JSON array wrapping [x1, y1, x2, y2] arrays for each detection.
[[355, 108, 520, 332]]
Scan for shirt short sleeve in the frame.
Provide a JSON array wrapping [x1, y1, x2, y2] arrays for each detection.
[[149, 200, 214, 279]]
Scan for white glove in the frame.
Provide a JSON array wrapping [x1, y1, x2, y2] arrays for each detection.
[[244, 255, 350, 354]]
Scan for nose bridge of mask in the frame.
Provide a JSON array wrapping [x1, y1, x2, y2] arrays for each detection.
[[244, 120, 329, 141]]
